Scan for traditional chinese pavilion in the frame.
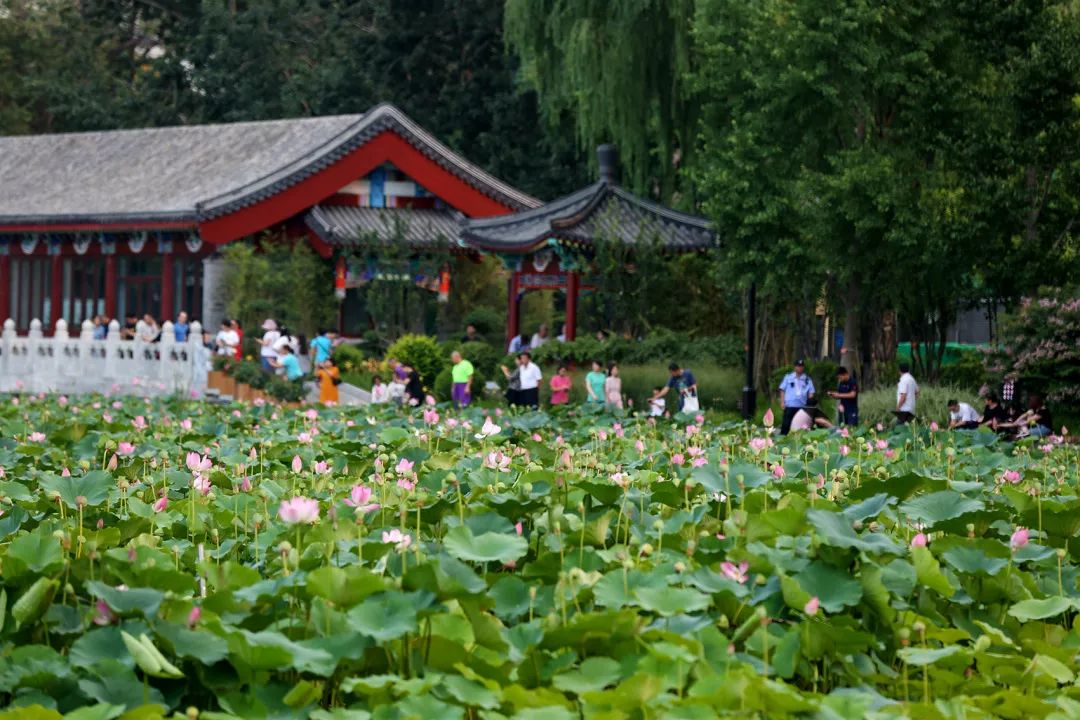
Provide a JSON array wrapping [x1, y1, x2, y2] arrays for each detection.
[[459, 146, 716, 345], [0, 104, 537, 333]]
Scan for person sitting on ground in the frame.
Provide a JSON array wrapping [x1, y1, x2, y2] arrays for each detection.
[[656, 363, 699, 414], [980, 391, 1009, 431], [947, 399, 981, 430], [271, 344, 304, 382], [998, 393, 1054, 439], [648, 387, 667, 417], [827, 366, 859, 426], [371, 376, 391, 404], [585, 360, 606, 404], [549, 364, 572, 406], [316, 358, 341, 405], [450, 350, 474, 408], [259, 319, 280, 372], [604, 362, 623, 410]]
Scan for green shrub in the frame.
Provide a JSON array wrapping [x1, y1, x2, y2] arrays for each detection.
[[232, 360, 268, 389], [385, 334, 446, 386], [529, 331, 744, 368], [433, 365, 489, 402], [463, 307, 502, 338], [266, 377, 306, 403], [451, 341, 501, 376], [857, 383, 982, 427], [334, 343, 367, 375], [938, 348, 988, 391]]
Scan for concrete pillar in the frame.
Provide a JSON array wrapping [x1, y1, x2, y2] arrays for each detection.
[[201, 254, 227, 332]]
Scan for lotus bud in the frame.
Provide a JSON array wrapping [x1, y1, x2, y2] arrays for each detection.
[[912, 621, 926, 636], [64, 583, 75, 596], [755, 574, 766, 585], [685, 540, 696, 557], [852, 520, 864, 531], [1057, 548, 1067, 559], [945, 447, 956, 458], [639, 543, 654, 556], [652, 519, 664, 532], [529, 586, 537, 600], [717, 614, 730, 629]]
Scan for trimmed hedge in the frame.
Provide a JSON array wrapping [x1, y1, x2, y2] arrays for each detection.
[[528, 330, 744, 368]]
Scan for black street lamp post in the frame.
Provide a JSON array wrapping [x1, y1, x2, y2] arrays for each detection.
[[741, 282, 757, 420]]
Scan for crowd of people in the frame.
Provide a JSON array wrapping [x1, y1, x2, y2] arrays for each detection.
[[776, 358, 1055, 438]]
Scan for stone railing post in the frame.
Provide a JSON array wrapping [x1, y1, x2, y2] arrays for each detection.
[[189, 320, 205, 393], [105, 319, 121, 385]]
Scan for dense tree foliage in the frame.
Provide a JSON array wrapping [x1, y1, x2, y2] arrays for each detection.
[[0, 0, 589, 201], [510, 0, 1080, 385]]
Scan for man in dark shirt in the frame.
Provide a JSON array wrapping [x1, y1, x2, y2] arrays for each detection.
[[828, 366, 859, 426], [980, 391, 1008, 431], [120, 314, 138, 340], [657, 363, 698, 412]]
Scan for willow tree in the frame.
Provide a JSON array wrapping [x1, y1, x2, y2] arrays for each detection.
[[504, 0, 699, 203]]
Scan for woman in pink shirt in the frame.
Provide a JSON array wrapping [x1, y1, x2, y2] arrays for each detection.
[[549, 364, 572, 405]]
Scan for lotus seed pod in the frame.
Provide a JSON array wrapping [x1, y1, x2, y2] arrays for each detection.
[[912, 621, 926, 634], [717, 614, 730, 629], [652, 519, 664, 531], [674, 561, 686, 573], [521, 482, 533, 494], [1057, 548, 1067, 559], [187, 707, 199, 720], [639, 543, 654, 556], [278, 541, 292, 554], [755, 574, 766, 585], [853, 520, 864, 531]]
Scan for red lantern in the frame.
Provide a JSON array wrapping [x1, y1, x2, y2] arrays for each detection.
[[335, 256, 347, 300]]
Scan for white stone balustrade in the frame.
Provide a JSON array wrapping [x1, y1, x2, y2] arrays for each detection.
[[0, 319, 207, 396]]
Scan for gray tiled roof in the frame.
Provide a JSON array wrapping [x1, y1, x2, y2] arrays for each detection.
[[0, 104, 539, 228], [305, 205, 465, 249], [460, 180, 716, 253]]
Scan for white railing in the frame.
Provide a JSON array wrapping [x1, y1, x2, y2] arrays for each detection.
[[0, 318, 207, 396]]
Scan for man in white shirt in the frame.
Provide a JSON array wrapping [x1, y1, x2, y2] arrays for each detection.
[[948, 399, 981, 430], [530, 324, 549, 350], [895, 363, 919, 424], [516, 352, 543, 408], [260, 319, 280, 371]]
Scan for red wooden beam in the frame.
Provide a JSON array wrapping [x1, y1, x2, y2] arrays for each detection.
[[104, 255, 117, 320], [198, 131, 514, 244], [161, 251, 175, 322], [0, 255, 9, 322], [507, 271, 521, 350], [565, 270, 579, 342], [49, 252, 63, 331]]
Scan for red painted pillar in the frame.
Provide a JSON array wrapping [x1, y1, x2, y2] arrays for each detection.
[[161, 250, 175, 322], [507, 270, 520, 348], [0, 254, 9, 322], [104, 255, 117, 320], [565, 270, 579, 342], [49, 251, 63, 331]]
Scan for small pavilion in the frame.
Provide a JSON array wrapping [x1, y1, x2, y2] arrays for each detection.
[[460, 146, 716, 345]]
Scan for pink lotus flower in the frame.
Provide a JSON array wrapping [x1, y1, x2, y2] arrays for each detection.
[[804, 596, 820, 616], [180, 418, 192, 431], [192, 475, 211, 496], [1002, 469, 1021, 485], [839, 427, 850, 438], [187, 606, 202, 628], [102, 412, 112, 423], [278, 497, 320, 524], [291, 455, 303, 474], [531, 433, 543, 442], [875, 439, 889, 450], [117, 442, 136, 456], [382, 528, 412, 551], [721, 561, 749, 584], [397, 478, 416, 492], [515, 521, 523, 536], [911, 533, 928, 548], [686, 424, 699, 437], [446, 418, 459, 429], [57, 395, 68, 406], [839, 444, 850, 457], [1010, 527, 1029, 551], [930, 421, 940, 431], [396, 458, 415, 474], [106, 454, 118, 471], [27, 432, 45, 443], [1040, 444, 1055, 454], [749, 437, 769, 453], [132, 416, 147, 430], [610, 471, 630, 488], [634, 439, 645, 453], [152, 495, 168, 513], [343, 484, 379, 513], [93, 600, 116, 626], [186, 452, 211, 473], [695, 414, 705, 424], [876, 423, 884, 431], [763, 408, 774, 428], [305, 409, 318, 421], [61, 467, 71, 477], [692, 457, 708, 468], [884, 449, 895, 459], [771, 464, 786, 479], [671, 453, 686, 466], [313, 460, 330, 474], [298, 432, 313, 444], [483, 451, 512, 472], [240, 477, 253, 492], [424, 395, 436, 406], [423, 409, 439, 425], [598, 430, 608, 441], [559, 450, 572, 468]]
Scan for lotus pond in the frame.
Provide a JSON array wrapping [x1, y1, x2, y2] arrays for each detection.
[[0, 395, 1076, 720]]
